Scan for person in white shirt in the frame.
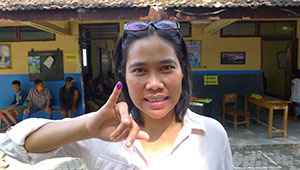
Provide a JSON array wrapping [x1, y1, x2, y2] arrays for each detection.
[[0, 20, 233, 170], [290, 73, 300, 119]]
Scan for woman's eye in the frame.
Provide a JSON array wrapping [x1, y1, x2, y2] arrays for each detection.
[[133, 68, 145, 73], [162, 65, 174, 71]]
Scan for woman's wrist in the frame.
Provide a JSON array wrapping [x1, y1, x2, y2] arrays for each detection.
[[78, 116, 96, 140]]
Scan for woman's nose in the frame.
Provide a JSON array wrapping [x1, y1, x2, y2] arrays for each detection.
[[145, 73, 164, 90]]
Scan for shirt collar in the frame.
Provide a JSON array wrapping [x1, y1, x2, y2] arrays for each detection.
[[182, 108, 206, 136], [131, 109, 207, 167], [170, 109, 206, 155]]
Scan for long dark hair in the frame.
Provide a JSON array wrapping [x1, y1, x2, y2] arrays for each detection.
[[114, 27, 192, 126]]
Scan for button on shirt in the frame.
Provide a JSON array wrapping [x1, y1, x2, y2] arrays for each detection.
[[27, 87, 52, 109], [0, 109, 233, 170]]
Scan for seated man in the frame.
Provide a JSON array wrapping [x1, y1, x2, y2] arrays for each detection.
[[23, 79, 52, 119], [95, 76, 108, 107], [59, 76, 80, 118], [84, 75, 101, 112], [0, 80, 28, 130]]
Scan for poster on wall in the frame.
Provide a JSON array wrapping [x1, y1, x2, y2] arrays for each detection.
[[204, 75, 218, 85], [0, 45, 11, 69], [221, 52, 246, 64], [28, 56, 41, 74], [43, 56, 54, 69], [186, 41, 201, 68]]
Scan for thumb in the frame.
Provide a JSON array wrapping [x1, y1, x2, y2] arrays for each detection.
[[136, 131, 150, 141]]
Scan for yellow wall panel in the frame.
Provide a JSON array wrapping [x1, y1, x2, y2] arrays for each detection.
[[188, 24, 261, 71], [0, 33, 80, 74]]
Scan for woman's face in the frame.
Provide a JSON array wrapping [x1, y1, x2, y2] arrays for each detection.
[[125, 35, 183, 120]]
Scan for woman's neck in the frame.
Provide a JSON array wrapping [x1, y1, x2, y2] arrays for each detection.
[[141, 110, 179, 141], [140, 110, 183, 163]]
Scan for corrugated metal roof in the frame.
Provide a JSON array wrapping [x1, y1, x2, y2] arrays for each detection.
[[0, 0, 300, 11]]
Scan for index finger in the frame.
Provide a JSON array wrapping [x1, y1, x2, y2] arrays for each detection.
[[106, 81, 123, 107]]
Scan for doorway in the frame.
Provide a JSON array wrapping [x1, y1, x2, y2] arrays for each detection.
[[262, 39, 298, 100], [79, 23, 119, 112]]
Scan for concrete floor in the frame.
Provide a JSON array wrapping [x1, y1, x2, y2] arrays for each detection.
[[226, 116, 300, 149]]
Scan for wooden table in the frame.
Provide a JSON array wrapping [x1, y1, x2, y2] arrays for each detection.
[[244, 95, 290, 138]]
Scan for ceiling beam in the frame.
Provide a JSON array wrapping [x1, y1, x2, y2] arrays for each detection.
[[203, 19, 239, 34], [21, 21, 71, 36]]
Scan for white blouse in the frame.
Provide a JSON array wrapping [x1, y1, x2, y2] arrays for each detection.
[[291, 78, 300, 102], [0, 109, 233, 170]]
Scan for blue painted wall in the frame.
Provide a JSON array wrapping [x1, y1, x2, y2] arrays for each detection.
[[191, 72, 264, 122], [0, 73, 83, 119], [192, 70, 261, 75]]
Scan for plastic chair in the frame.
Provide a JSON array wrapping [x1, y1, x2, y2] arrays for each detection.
[[222, 93, 249, 131]]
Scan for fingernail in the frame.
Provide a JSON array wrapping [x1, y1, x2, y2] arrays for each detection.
[[123, 118, 130, 124], [116, 81, 122, 90], [110, 136, 116, 141], [126, 141, 132, 147]]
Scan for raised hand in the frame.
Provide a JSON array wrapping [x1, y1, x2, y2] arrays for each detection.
[[85, 82, 149, 147]]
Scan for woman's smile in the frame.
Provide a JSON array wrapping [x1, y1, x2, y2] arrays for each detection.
[[144, 94, 169, 109]]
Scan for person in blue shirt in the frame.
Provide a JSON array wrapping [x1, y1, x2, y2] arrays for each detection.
[[0, 80, 28, 130]]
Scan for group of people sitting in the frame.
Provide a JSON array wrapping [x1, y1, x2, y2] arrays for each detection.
[[0, 76, 80, 130], [84, 72, 114, 112]]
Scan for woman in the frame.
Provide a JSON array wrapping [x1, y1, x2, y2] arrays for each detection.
[[0, 20, 233, 170]]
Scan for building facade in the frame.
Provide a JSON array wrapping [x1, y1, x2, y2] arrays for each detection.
[[0, 0, 300, 120]]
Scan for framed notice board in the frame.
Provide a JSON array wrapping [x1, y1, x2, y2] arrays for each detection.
[[28, 49, 64, 81]]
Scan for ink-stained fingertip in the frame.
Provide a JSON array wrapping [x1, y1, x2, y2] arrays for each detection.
[[116, 81, 122, 90]]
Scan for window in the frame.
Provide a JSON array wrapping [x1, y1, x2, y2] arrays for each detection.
[[0, 26, 55, 42], [260, 22, 294, 36], [221, 21, 296, 37], [238, 22, 256, 36], [260, 23, 275, 36], [82, 48, 88, 67], [20, 27, 55, 41], [221, 22, 256, 37], [179, 22, 191, 37], [0, 28, 16, 41], [222, 23, 238, 36]]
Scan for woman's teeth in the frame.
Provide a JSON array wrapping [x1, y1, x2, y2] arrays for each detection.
[[147, 97, 165, 102]]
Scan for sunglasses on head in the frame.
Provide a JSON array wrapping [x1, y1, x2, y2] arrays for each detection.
[[124, 20, 180, 32]]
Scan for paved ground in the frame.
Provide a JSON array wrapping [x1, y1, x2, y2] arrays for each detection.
[[227, 114, 300, 170], [0, 115, 299, 170], [232, 145, 300, 169], [2, 157, 88, 170], [227, 116, 300, 149]]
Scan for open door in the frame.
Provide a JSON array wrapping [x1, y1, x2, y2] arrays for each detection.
[[262, 39, 298, 100], [285, 39, 298, 100]]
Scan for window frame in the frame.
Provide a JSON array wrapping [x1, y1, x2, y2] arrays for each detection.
[[0, 27, 18, 41], [0, 26, 55, 42], [221, 20, 297, 38]]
